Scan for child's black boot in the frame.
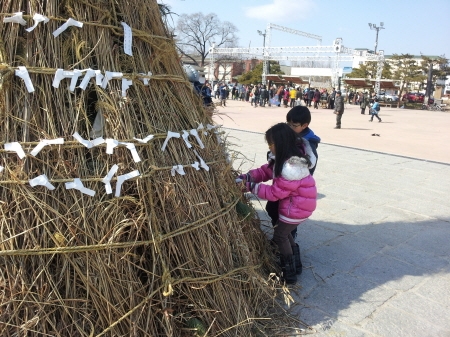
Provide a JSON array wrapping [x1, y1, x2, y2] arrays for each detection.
[[280, 255, 297, 284], [291, 243, 303, 275]]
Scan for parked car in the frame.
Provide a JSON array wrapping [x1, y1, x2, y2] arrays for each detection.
[[402, 92, 425, 103], [377, 92, 399, 102]]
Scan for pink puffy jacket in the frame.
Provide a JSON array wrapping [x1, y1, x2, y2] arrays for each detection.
[[249, 156, 317, 225]]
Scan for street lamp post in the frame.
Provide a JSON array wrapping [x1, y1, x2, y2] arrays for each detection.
[[257, 29, 269, 83], [368, 22, 385, 53]]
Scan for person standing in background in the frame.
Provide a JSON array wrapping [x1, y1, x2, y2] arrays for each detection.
[[334, 91, 344, 129], [360, 91, 369, 114], [289, 87, 297, 108], [313, 89, 321, 109]]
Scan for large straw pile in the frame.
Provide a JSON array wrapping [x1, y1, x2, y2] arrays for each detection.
[[0, 1, 295, 336]]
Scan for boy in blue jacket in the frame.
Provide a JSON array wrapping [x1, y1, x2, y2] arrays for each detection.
[[369, 98, 382, 122]]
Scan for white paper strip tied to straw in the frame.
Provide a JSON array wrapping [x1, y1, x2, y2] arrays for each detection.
[[4, 142, 26, 159], [122, 78, 133, 97], [193, 150, 209, 171], [53, 18, 83, 37], [171, 165, 186, 176], [95, 70, 104, 85], [92, 137, 105, 146], [197, 123, 207, 135], [207, 124, 217, 132], [101, 71, 123, 89], [121, 22, 133, 56], [15, 66, 35, 93], [29, 174, 55, 190], [189, 129, 205, 149], [69, 69, 83, 92], [79, 68, 96, 90], [119, 142, 141, 163], [25, 13, 49, 32], [102, 164, 119, 194], [139, 71, 152, 85], [73, 132, 93, 149], [0, 166, 4, 173], [191, 162, 200, 170], [181, 130, 192, 148], [161, 131, 181, 152], [105, 140, 141, 162], [3, 12, 27, 25], [53, 69, 75, 88], [30, 138, 64, 157], [133, 135, 154, 143], [65, 178, 96, 196], [115, 170, 140, 197], [105, 139, 119, 154]]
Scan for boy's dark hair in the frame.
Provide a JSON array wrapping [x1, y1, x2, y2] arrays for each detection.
[[286, 106, 311, 125], [265, 123, 310, 177]]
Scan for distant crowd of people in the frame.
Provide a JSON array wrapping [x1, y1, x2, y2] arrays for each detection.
[[191, 80, 383, 130], [210, 82, 347, 110]]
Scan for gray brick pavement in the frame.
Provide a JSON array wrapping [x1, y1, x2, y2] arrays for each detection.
[[226, 128, 450, 337]]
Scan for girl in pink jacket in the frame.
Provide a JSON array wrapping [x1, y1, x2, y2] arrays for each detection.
[[240, 123, 317, 284]]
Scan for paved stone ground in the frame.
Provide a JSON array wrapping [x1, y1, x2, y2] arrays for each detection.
[[216, 100, 450, 337]]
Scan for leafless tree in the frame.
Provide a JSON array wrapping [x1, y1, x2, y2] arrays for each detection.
[[175, 12, 239, 67]]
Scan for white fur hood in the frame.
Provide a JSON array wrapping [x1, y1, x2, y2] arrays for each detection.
[[281, 156, 311, 181]]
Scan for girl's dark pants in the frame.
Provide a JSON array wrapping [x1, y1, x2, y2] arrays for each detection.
[[273, 220, 297, 257], [266, 200, 298, 239]]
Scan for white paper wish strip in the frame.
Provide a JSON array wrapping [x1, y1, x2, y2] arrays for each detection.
[[29, 174, 55, 190], [119, 142, 141, 163], [191, 162, 200, 170], [92, 137, 105, 146], [133, 135, 154, 143], [139, 71, 152, 85], [122, 78, 133, 97], [53, 69, 82, 90], [53, 69, 72, 88], [193, 150, 209, 171], [53, 18, 83, 37], [105, 139, 119, 154], [197, 123, 206, 135], [73, 132, 93, 149], [0, 166, 4, 173], [30, 138, 64, 157], [102, 71, 123, 89], [95, 70, 104, 85], [102, 164, 119, 194], [171, 165, 186, 176], [115, 170, 140, 197], [79, 68, 95, 90], [207, 124, 217, 132], [69, 69, 83, 91], [25, 13, 49, 32], [161, 131, 181, 152], [3, 12, 27, 25], [4, 142, 26, 159], [65, 178, 96, 197], [189, 129, 205, 149], [15, 66, 35, 93], [121, 22, 133, 56], [181, 130, 192, 148]]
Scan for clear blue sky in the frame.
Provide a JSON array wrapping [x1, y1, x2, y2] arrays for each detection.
[[160, 0, 450, 58]]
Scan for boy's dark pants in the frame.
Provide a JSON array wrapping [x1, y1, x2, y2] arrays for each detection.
[[336, 113, 343, 128], [266, 200, 297, 238]]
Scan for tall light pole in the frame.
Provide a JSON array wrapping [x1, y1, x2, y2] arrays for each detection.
[[257, 29, 269, 83], [368, 22, 385, 53]]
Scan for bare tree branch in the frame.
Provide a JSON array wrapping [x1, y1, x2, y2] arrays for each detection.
[[175, 13, 239, 67]]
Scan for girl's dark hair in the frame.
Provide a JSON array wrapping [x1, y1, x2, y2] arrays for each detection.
[[265, 123, 310, 177]]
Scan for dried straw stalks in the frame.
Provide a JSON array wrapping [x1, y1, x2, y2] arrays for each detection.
[[0, 1, 294, 336]]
